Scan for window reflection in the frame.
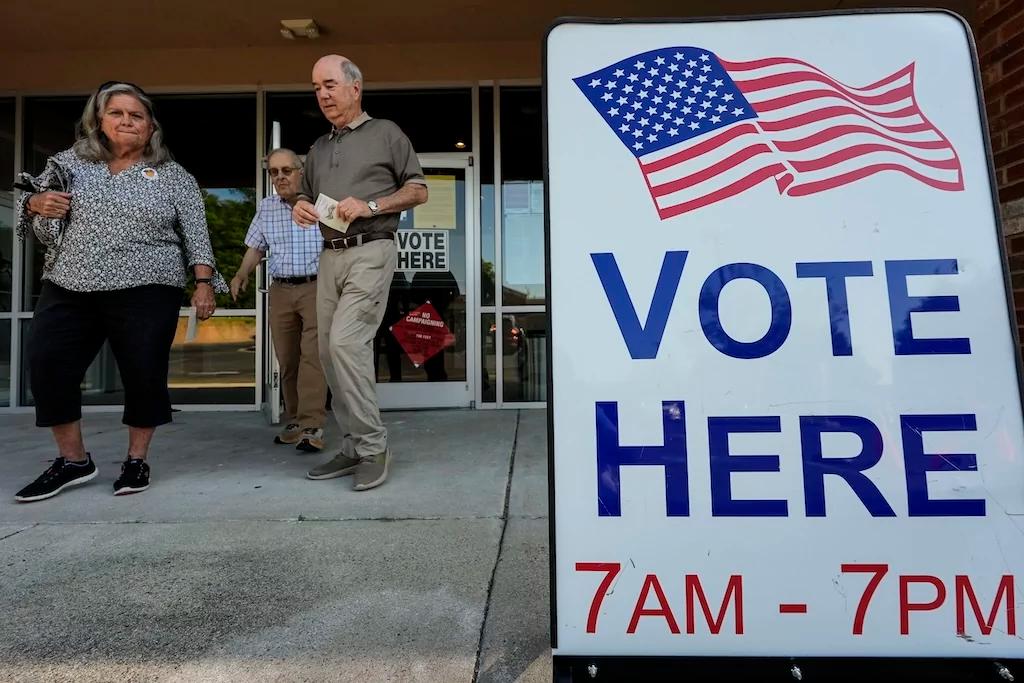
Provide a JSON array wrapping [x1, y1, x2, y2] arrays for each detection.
[[480, 87, 495, 307], [376, 170, 468, 384], [501, 180, 544, 305], [169, 315, 256, 404], [500, 312, 547, 403], [481, 313, 496, 403], [21, 97, 86, 312], [0, 320, 9, 406], [20, 316, 257, 407], [20, 95, 256, 312], [266, 89, 473, 157], [200, 187, 257, 310], [0, 98, 14, 313], [19, 94, 258, 406], [499, 88, 545, 305], [153, 94, 256, 311]]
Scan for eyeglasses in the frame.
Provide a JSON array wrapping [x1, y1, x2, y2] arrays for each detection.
[[96, 81, 147, 96], [268, 167, 300, 177]]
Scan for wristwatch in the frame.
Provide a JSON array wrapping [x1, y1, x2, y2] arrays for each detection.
[[367, 199, 380, 216], [195, 277, 213, 286]]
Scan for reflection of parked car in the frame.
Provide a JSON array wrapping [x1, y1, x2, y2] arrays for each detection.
[[487, 317, 527, 355], [486, 316, 531, 398]]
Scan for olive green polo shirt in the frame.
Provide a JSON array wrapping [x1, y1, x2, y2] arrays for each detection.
[[298, 112, 426, 239]]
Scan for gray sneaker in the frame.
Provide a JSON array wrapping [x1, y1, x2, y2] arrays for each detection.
[[306, 452, 360, 480], [353, 450, 390, 491]]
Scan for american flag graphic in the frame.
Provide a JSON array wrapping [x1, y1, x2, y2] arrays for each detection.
[[573, 47, 963, 219]]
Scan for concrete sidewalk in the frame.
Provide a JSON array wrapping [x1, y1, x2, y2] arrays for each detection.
[[0, 409, 551, 682]]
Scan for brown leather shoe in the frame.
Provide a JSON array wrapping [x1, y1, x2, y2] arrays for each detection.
[[274, 423, 302, 445], [296, 427, 324, 452]]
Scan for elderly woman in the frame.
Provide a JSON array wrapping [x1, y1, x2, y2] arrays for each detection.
[[14, 81, 226, 503]]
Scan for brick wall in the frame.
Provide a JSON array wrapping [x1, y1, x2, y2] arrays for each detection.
[[979, 0, 1024, 346]]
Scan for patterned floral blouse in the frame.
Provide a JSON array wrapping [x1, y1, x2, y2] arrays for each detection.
[[17, 148, 228, 293]]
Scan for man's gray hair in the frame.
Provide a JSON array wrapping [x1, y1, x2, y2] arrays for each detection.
[[72, 83, 171, 165], [264, 147, 303, 168], [341, 59, 363, 85]]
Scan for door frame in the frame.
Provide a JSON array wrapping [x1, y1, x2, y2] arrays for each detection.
[[258, 256, 281, 424], [260, 119, 283, 424], [377, 152, 477, 409], [262, 152, 478, 421]]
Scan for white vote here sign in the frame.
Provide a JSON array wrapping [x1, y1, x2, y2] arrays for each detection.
[[547, 11, 1024, 659]]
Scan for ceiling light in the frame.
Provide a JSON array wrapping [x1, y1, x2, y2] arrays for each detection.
[[280, 19, 320, 40], [454, 141, 466, 149]]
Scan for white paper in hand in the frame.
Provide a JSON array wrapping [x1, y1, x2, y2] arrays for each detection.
[[314, 193, 351, 233]]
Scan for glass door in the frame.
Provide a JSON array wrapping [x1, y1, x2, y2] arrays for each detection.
[[259, 153, 476, 418], [376, 154, 476, 409]]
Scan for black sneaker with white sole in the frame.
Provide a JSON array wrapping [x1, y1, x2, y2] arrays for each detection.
[[113, 458, 150, 496], [15, 455, 98, 503]]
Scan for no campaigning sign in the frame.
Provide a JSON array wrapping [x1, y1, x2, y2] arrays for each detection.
[[390, 301, 455, 367]]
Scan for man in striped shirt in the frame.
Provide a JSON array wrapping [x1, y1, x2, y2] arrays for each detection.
[[231, 148, 328, 452]]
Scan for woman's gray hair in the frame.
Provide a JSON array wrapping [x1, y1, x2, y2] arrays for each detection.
[[73, 83, 171, 165]]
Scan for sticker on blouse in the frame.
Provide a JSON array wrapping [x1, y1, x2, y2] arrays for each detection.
[[141, 167, 159, 181]]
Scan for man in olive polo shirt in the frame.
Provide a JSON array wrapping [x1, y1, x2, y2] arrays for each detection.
[[293, 54, 428, 491]]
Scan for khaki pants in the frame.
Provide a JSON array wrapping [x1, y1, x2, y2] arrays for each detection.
[[317, 239, 397, 458], [269, 280, 327, 429]]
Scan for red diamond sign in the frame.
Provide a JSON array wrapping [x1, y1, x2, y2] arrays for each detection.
[[389, 301, 456, 367]]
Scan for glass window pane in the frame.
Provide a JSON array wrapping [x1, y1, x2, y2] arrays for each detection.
[[169, 315, 256, 404], [17, 321, 28, 405], [21, 316, 257, 407], [151, 94, 256, 311], [20, 95, 256, 312], [481, 313, 495, 403], [267, 89, 472, 156], [480, 87, 495, 307], [499, 88, 545, 305], [501, 312, 546, 403], [378, 168, 468, 384], [0, 98, 13, 312], [21, 97, 87, 311], [22, 97, 85, 174], [0, 320, 9, 406]]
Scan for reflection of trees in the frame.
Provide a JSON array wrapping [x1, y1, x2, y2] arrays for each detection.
[[481, 260, 495, 303], [194, 188, 256, 310]]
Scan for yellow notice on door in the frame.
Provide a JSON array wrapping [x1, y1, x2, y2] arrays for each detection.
[[415, 175, 457, 230]]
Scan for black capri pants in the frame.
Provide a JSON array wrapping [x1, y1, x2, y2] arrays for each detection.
[[29, 282, 183, 428]]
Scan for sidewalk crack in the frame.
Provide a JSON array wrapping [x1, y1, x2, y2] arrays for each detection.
[[472, 409, 520, 683], [0, 525, 35, 542]]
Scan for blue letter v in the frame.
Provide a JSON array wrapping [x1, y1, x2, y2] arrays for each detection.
[[591, 251, 687, 360]]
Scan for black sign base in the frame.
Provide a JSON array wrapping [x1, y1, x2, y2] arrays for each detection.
[[553, 656, 1024, 682]]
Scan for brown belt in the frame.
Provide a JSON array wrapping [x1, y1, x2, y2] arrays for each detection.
[[322, 232, 395, 250]]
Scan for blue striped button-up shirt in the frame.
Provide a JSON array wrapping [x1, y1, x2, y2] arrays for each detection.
[[244, 195, 322, 278]]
